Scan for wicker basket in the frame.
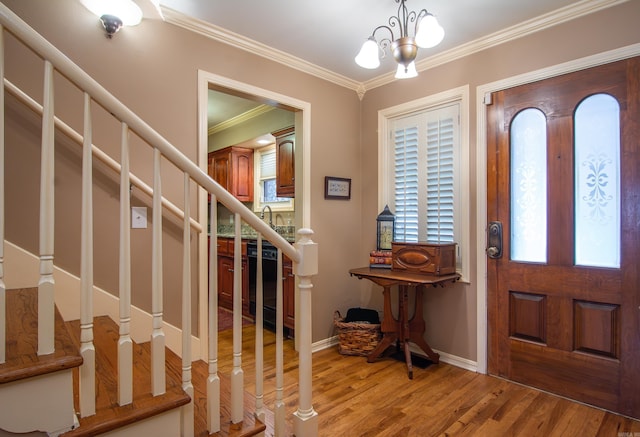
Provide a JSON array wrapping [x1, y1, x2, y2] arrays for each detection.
[[334, 310, 382, 356]]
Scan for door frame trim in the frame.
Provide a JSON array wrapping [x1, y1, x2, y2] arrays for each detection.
[[196, 70, 312, 360], [474, 42, 640, 374]]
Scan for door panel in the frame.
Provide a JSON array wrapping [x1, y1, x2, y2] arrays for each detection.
[[487, 57, 640, 418]]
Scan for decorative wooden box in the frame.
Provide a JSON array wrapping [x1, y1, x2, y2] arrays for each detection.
[[391, 242, 457, 276]]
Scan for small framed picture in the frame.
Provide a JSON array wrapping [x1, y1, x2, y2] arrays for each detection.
[[324, 176, 351, 200]]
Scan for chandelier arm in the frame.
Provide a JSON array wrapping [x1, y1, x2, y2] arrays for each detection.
[[371, 24, 396, 44]]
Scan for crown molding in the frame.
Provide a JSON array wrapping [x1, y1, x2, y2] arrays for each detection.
[[161, 0, 628, 97], [208, 104, 274, 136], [161, 6, 362, 92]]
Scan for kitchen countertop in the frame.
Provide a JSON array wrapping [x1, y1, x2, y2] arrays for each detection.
[[215, 232, 295, 244]]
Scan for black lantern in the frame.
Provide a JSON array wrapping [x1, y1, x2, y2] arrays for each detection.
[[376, 205, 396, 250]]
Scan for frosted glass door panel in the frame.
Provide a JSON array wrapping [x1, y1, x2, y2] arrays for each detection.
[[574, 94, 620, 268], [510, 109, 547, 263]]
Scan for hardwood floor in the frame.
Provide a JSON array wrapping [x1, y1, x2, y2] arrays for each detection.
[[213, 325, 640, 436]]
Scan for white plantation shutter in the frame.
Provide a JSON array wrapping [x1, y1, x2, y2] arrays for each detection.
[[260, 147, 276, 180], [394, 122, 420, 241], [391, 103, 459, 246], [426, 114, 455, 242]]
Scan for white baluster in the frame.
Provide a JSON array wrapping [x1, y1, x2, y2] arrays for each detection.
[[151, 148, 166, 396], [181, 173, 194, 437], [38, 60, 55, 356], [293, 229, 319, 437], [254, 235, 265, 425], [274, 249, 285, 436], [118, 122, 133, 406], [207, 195, 220, 433], [231, 212, 243, 423], [0, 25, 5, 365], [79, 92, 96, 417]]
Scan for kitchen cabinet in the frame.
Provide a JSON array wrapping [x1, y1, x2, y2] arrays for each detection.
[[217, 237, 250, 317], [273, 126, 295, 198], [283, 257, 295, 331], [208, 146, 254, 201]]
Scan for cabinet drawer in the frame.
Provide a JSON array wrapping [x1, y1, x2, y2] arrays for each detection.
[[217, 237, 247, 257]]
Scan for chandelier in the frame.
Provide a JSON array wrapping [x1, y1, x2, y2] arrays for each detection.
[[355, 0, 444, 79]]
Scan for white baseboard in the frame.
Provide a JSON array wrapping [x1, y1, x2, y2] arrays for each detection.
[[4, 240, 201, 361], [314, 334, 478, 373]]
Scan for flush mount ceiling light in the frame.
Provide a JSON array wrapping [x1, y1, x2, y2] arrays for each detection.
[[81, 0, 143, 38], [355, 0, 444, 79]]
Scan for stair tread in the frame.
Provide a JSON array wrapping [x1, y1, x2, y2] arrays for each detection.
[[62, 316, 191, 436], [0, 288, 82, 384]]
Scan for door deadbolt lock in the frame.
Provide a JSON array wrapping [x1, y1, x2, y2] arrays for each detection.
[[487, 221, 502, 259]]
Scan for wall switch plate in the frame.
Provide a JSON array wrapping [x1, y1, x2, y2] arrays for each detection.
[[132, 207, 147, 229]]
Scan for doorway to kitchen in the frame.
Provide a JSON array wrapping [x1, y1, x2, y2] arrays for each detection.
[[196, 70, 311, 358]]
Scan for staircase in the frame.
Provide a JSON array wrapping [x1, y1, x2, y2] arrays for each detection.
[[0, 3, 318, 436], [0, 288, 82, 435]]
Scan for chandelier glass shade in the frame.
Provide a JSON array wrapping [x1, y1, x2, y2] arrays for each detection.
[[355, 0, 444, 79]]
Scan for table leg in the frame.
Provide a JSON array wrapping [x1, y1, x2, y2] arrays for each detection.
[[367, 285, 398, 363], [408, 285, 440, 364], [400, 285, 414, 378]]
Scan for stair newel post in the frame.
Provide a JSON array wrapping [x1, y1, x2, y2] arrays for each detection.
[[274, 249, 285, 436], [118, 122, 133, 406], [38, 60, 55, 356], [254, 235, 265, 425], [293, 228, 319, 437], [151, 148, 166, 396], [79, 92, 96, 416], [207, 195, 221, 433], [181, 172, 194, 437], [231, 212, 244, 423], [0, 25, 5, 365]]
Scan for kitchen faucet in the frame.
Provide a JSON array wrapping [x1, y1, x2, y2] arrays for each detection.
[[260, 205, 274, 229]]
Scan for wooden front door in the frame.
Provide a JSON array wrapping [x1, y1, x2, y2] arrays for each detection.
[[487, 57, 640, 419]]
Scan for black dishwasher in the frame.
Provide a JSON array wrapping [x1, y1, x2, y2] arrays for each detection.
[[247, 241, 279, 332]]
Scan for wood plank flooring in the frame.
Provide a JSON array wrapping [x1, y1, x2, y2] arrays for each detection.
[[213, 325, 640, 437]]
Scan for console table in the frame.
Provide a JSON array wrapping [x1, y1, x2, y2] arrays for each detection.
[[349, 267, 460, 379]]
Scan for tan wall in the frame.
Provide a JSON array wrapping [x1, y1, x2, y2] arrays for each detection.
[[359, 0, 640, 361], [3, 0, 639, 361], [3, 0, 362, 342]]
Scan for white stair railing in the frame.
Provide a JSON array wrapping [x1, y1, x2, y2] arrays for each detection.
[[79, 92, 96, 417], [118, 122, 134, 407], [37, 59, 55, 356], [231, 214, 244, 423], [207, 196, 221, 433], [0, 3, 319, 436], [181, 172, 194, 437]]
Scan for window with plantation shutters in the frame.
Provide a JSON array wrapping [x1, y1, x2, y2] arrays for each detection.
[[390, 102, 460, 260]]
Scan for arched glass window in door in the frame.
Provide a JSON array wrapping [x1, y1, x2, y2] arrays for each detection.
[[510, 108, 548, 263], [574, 94, 620, 268]]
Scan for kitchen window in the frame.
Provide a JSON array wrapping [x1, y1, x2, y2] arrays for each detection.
[[254, 145, 294, 211], [379, 86, 469, 279]]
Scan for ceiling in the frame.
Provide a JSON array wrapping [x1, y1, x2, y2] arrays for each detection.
[[156, 0, 606, 85], [150, 0, 619, 131]]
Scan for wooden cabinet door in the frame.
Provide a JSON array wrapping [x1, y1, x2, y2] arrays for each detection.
[[283, 260, 295, 330], [211, 152, 229, 189], [274, 127, 295, 197], [218, 255, 234, 311], [231, 149, 253, 201]]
